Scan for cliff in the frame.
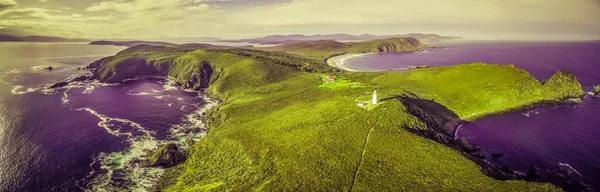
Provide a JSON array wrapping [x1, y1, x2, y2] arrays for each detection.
[[347, 37, 423, 53]]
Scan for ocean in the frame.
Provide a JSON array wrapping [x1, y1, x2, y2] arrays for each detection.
[[0, 42, 214, 191], [346, 40, 600, 190]]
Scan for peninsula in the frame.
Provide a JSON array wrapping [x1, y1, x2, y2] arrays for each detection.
[[85, 37, 583, 191], [220, 33, 463, 45]]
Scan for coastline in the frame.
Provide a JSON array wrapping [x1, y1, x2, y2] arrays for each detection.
[[65, 77, 221, 191], [324, 57, 589, 190], [326, 53, 375, 72], [83, 41, 583, 191]]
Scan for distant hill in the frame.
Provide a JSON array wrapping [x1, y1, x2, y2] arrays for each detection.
[[260, 37, 426, 60], [0, 34, 88, 42], [89, 40, 178, 47], [89, 40, 255, 49], [221, 33, 463, 44]]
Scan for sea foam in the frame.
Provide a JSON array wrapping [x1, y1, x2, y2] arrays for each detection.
[[11, 85, 37, 95], [79, 81, 219, 191]]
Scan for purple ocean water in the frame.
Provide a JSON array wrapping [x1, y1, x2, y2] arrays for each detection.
[[347, 40, 600, 190], [1, 41, 599, 191], [0, 43, 214, 191]]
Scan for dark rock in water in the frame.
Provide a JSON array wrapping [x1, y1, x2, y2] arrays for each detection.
[[141, 143, 186, 168], [458, 138, 480, 153], [593, 85, 600, 96], [491, 152, 505, 158], [43, 66, 54, 71], [49, 81, 68, 89], [48, 75, 91, 89], [472, 152, 485, 159], [525, 166, 541, 181], [72, 75, 89, 82], [409, 65, 428, 70], [501, 166, 513, 174]]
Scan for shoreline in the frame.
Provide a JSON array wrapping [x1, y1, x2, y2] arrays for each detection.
[[326, 53, 375, 72], [83, 41, 589, 191], [66, 77, 221, 191]]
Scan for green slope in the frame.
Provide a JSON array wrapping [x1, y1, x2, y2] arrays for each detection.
[[86, 38, 583, 191]]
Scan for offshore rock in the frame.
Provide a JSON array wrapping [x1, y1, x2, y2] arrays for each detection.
[[141, 143, 187, 168]]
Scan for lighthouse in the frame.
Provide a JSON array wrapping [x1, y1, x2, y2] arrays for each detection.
[[372, 89, 378, 105]]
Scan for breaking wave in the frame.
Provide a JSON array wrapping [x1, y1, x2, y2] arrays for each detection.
[[76, 82, 218, 191], [11, 86, 37, 95]]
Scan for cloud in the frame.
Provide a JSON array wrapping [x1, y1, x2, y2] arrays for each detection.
[[185, 3, 210, 10], [0, 8, 59, 20], [230, 0, 600, 27], [86, 0, 193, 12], [3, 0, 600, 39], [0, 0, 17, 11], [215, 0, 600, 39], [194, 0, 232, 3]]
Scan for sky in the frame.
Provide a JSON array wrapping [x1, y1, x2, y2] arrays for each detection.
[[0, 0, 599, 40]]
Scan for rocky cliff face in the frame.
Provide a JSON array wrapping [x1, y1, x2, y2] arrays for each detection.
[[87, 47, 214, 90], [94, 57, 162, 83], [139, 143, 187, 168], [348, 37, 423, 53], [174, 61, 214, 90]]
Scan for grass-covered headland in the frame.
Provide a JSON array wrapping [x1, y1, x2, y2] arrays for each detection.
[[86, 37, 584, 191]]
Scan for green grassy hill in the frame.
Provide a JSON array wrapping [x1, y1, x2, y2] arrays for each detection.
[[86, 38, 583, 191]]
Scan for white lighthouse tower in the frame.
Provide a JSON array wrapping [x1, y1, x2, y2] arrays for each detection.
[[372, 89, 378, 105]]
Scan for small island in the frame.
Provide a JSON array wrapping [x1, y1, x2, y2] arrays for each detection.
[[85, 37, 582, 191], [593, 85, 600, 97]]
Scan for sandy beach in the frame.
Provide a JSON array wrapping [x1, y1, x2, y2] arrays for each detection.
[[326, 53, 375, 71]]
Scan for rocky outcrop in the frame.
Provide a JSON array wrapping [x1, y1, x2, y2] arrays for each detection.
[[140, 143, 187, 168], [48, 75, 91, 89], [491, 152, 505, 158], [181, 61, 213, 90], [592, 85, 600, 97], [541, 70, 584, 100], [49, 81, 68, 89], [349, 37, 423, 53]]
